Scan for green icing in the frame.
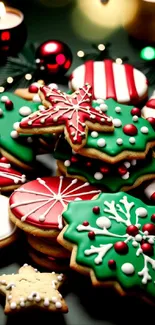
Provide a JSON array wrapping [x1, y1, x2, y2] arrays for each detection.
[[85, 99, 155, 156], [0, 92, 40, 164], [63, 192, 155, 297]]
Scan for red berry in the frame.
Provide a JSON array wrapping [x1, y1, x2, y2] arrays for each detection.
[[5, 100, 13, 110], [100, 166, 110, 174], [130, 107, 141, 117], [71, 156, 78, 163], [108, 260, 116, 270], [114, 241, 128, 254], [92, 206, 100, 214], [28, 84, 39, 93], [88, 231, 95, 239], [146, 117, 155, 128], [123, 124, 138, 136], [86, 161, 92, 167], [142, 223, 155, 235], [151, 214, 155, 223], [141, 243, 153, 256], [126, 225, 139, 236], [82, 221, 89, 226], [118, 166, 127, 176]]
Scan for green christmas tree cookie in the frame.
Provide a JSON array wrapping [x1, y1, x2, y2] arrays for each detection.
[[58, 192, 155, 301]]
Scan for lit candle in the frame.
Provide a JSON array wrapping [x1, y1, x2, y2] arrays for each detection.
[[0, 2, 23, 30]]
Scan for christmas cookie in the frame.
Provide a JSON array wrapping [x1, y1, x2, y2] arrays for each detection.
[[0, 264, 68, 314], [58, 192, 155, 302], [16, 84, 113, 151], [69, 59, 148, 105], [27, 234, 70, 259], [0, 195, 18, 249], [14, 81, 45, 101], [9, 176, 101, 238], [78, 98, 155, 163], [28, 248, 69, 272], [141, 90, 155, 128], [0, 92, 41, 168], [0, 156, 26, 192], [144, 180, 155, 203]]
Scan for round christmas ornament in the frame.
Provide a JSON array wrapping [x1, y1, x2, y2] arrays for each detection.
[[35, 40, 72, 75]]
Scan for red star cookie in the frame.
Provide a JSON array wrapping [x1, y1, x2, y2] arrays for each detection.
[[16, 84, 113, 151], [0, 156, 26, 192]]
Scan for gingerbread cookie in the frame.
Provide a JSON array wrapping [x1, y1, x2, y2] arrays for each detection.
[[0, 195, 18, 248], [0, 264, 68, 314], [14, 81, 45, 101], [58, 191, 155, 302], [77, 98, 155, 163], [9, 176, 101, 238], [0, 156, 26, 192], [16, 84, 113, 151], [69, 59, 148, 105]]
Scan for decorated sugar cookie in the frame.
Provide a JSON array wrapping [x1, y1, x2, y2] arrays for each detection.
[[0, 156, 26, 192], [144, 180, 155, 202], [0, 264, 68, 314], [77, 98, 155, 163], [0, 195, 17, 248], [141, 90, 155, 128], [0, 92, 41, 168], [69, 59, 148, 105], [58, 192, 155, 301], [16, 84, 113, 151], [9, 176, 101, 238]]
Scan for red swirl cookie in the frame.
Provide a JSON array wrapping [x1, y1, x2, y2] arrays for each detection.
[[0, 156, 26, 192], [9, 176, 101, 238]]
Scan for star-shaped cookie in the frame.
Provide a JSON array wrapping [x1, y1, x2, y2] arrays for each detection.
[[16, 84, 113, 151], [0, 264, 68, 314]]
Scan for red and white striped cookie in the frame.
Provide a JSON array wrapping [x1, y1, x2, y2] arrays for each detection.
[[69, 59, 148, 105], [141, 90, 155, 127], [144, 180, 155, 202]]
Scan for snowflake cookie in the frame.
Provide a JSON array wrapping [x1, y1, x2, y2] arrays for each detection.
[[58, 191, 155, 300], [16, 84, 113, 151]]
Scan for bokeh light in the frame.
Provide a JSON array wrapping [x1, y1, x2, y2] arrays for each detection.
[[140, 46, 155, 61]]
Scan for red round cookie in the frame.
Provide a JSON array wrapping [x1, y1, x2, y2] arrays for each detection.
[[9, 176, 101, 237], [0, 156, 26, 192]]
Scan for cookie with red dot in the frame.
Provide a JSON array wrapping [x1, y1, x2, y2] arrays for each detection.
[[141, 90, 155, 130], [0, 156, 27, 192], [14, 80, 45, 102], [58, 191, 155, 303]]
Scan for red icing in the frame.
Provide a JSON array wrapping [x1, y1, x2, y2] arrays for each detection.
[[104, 60, 116, 100], [123, 124, 138, 136], [0, 157, 26, 188], [100, 166, 110, 174], [92, 206, 100, 214], [151, 214, 155, 223], [71, 156, 78, 163], [141, 243, 153, 256], [151, 192, 155, 201], [20, 84, 112, 146], [142, 223, 155, 235], [126, 225, 139, 236], [88, 231, 95, 239], [83, 221, 89, 226], [124, 64, 138, 102], [29, 84, 39, 93], [130, 107, 141, 117], [9, 176, 101, 230], [114, 241, 128, 254], [84, 60, 94, 99], [146, 117, 155, 128], [118, 166, 127, 176], [5, 100, 13, 110], [108, 259, 116, 270], [86, 161, 92, 167], [146, 99, 155, 109]]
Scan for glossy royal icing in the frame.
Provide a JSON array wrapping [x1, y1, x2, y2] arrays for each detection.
[[0, 156, 26, 190], [0, 195, 16, 241]]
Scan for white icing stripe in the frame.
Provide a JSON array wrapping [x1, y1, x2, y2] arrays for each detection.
[[141, 91, 155, 118], [0, 196, 16, 241], [134, 69, 147, 98], [113, 63, 130, 103], [94, 61, 106, 100], [71, 65, 85, 90], [144, 180, 155, 198]]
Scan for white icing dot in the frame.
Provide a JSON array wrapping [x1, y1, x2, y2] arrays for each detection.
[[55, 301, 62, 309], [19, 106, 32, 117], [27, 137, 33, 143], [91, 131, 98, 138], [140, 126, 148, 134], [13, 122, 19, 130], [20, 301, 25, 307], [0, 108, 3, 116], [121, 172, 129, 180], [100, 103, 108, 112], [121, 263, 135, 275], [51, 296, 57, 303], [97, 138, 106, 147], [23, 263, 28, 267], [96, 98, 104, 104], [39, 215, 45, 222], [74, 197, 82, 201], [8, 295, 12, 301], [143, 231, 149, 235], [48, 83, 58, 89], [113, 118, 122, 128], [1, 95, 9, 102], [19, 297, 25, 302], [148, 238, 154, 244], [115, 106, 121, 113], [132, 241, 138, 247], [64, 160, 71, 167], [131, 159, 137, 166], [129, 137, 135, 144], [132, 115, 139, 122], [94, 172, 103, 180], [33, 94, 41, 103], [116, 138, 123, 145], [135, 234, 142, 242], [35, 295, 41, 302], [57, 274, 63, 281], [96, 216, 111, 229], [10, 130, 19, 139], [44, 298, 50, 306], [10, 302, 17, 309], [136, 207, 147, 218], [38, 105, 45, 111], [124, 161, 131, 169]]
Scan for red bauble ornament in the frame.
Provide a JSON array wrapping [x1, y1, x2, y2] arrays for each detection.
[[118, 166, 127, 176], [82, 221, 89, 226], [35, 40, 72, 75], [126, 225, 139, 236], [114, 241, 128, 254], [146, 117, 155, 129], [130, 107, 141, 117], [92, 206, 100, 214], [88, 231, 95, 239], [108, 259, 116, 270], [5, 100, 13, 110], [28, 84, 39, 93], [141, 243, 153, 256], [71, 156, 78, 163], [151, 214, 155, 223], [142, 223, 155, 235], [123, 124, 138, 136]]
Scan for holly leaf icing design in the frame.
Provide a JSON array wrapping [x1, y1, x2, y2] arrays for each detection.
[[17, 84, 113, 150], [60, 192, 155, 299]]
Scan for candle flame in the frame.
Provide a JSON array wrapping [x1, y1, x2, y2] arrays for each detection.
[[0, 2, 6, 18]]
